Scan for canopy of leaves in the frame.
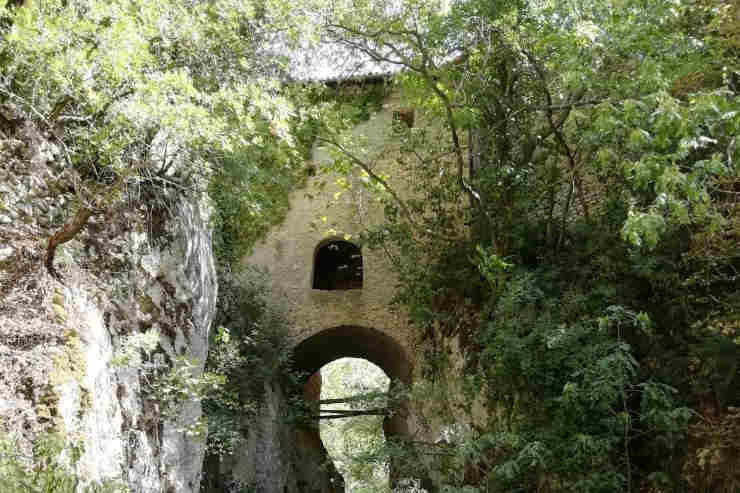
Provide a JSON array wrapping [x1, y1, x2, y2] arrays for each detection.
[[0, 0, 316, 269], [314, 0, 739, 490], [3, 0, 737, 490]]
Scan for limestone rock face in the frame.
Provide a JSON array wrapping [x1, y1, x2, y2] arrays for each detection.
[[205, 378, 344, 493], [0, 113, 216, 492]]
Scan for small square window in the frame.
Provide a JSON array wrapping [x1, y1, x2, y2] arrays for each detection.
[[392, 108, 415, 131]]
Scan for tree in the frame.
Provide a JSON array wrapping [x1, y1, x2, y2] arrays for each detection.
[[316, 0, 737, 254], [0, 0, 310, 277], [311, 0, 739, 490]]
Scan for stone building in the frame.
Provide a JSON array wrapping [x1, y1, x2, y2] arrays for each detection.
[[220, 78, 446, 490]]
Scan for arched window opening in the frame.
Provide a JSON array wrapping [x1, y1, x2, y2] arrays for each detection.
[[313, 240, 363, 290]]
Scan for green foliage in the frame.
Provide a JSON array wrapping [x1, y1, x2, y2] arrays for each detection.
[[110, 329, 160, 368], [386, 216, 737, 490], [473, 269, 689, 489], [201, 271, 296, 459], [320, 358, 390, 492], [0, 432, 127, 493], [111, 328, 226, 438], [314, 4, 739, 486], [394, 261, 693, 491], [209, 137, 304, 263], [0, 0, 314, 275], [309, 81, 390, 125], [150, 356, 226, 425], [318, 0, 738, 258]]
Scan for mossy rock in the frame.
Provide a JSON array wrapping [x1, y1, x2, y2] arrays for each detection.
[[138, 294, 161, 320], [51, 288, 67, 323]]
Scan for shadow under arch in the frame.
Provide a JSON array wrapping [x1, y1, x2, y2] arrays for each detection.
[[291, 325, 414, 487], [292, 325, 411, 385]]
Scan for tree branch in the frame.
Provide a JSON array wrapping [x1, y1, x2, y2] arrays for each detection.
[[325, 17, 491, 220], [312, 408, 390, 420], [315, 136, 455, 241], [319, 392, 387, 405], [45, 208, 94, 281]]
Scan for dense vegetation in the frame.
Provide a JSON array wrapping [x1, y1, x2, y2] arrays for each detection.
[[315, 0, 740, 491], [0, 0, 308, 490], [0, 432, 126, 492], [1, 0, 738, 491], [0, 0, 312, 276]]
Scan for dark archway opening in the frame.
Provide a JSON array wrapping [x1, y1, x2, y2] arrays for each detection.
[[313, 240, 363, 290], [292, 326, 415, 489], [292, 326, 410, 383]]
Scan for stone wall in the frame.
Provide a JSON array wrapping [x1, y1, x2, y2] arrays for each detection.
[[244, 89, 416, 355], [235, 88, 439, 490]]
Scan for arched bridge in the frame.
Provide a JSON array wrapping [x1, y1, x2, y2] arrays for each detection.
[[240, 96, 427, 492]]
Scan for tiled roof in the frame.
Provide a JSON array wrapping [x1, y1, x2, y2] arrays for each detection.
[[286, 40, 401, 82]]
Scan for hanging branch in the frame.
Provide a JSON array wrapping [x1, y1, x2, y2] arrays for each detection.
[[315, 136, 456, 242], [325, 22, 492, 241], [45, 208, 94, 281], [523, 48, 592, 252], [45, 158, 151, 281], [312, 408, 390, 420], [318, 391, 387, 405]]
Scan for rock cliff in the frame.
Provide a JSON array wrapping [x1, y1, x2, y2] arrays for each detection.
[[0, 112, 216, 492]]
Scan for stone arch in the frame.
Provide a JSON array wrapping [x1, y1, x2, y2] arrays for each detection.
[[292, 325, 411, 384], [312, 239, 363, 290], [292, 325, 413, 485]]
